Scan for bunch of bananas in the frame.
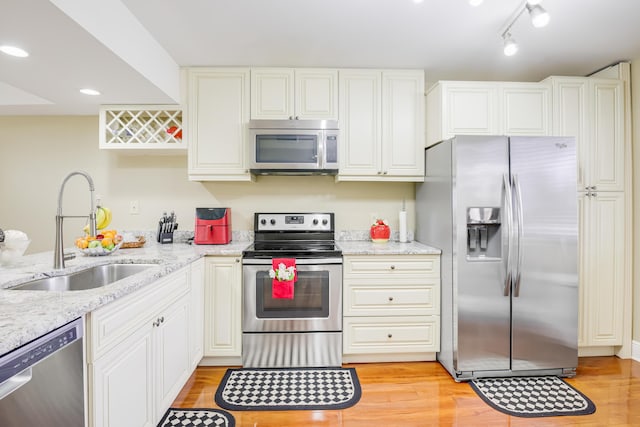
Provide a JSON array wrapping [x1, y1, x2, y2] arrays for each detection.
[[83, 205, 112, 234]]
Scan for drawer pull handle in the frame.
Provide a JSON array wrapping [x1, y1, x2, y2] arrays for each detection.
[[390, 265, 395, 270], [387, 334, 393, 339], [388, 296, 394, 302]]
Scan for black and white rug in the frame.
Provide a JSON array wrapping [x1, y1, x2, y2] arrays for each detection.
[[215, 367, 362, 411], [157, 408, 235, 427], [470, 376, 596, 418]]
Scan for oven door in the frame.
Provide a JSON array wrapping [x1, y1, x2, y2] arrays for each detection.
[[242, 259, 342, 332]]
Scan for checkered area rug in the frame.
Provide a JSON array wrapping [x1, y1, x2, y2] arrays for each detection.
[[470, 376, 596, 418], [156, 408, 235, 427], [214, 367, 362, 411]]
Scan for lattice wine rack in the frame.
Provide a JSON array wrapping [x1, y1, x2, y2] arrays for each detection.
[[99, 105, 185, 150]]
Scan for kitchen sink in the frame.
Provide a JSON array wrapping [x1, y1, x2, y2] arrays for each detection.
[[9, 263, 157, 291]]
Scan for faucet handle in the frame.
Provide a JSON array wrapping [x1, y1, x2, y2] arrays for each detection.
[[63, 252, 76, 261]]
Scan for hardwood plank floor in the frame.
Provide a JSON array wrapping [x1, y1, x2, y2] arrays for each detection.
[[172, 356, 640, 426]]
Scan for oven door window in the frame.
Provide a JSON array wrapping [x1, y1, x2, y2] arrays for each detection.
[[256, 270, 329, 318], [255, 134, 319, 164]]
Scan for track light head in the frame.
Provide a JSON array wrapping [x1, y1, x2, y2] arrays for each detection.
[[503, 33, 518, 56], [527, 4, 550, 28]]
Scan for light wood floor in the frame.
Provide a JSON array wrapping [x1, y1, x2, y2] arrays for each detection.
[[172, 356, 640, 426]]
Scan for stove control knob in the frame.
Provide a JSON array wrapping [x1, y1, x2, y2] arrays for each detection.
[[270, 219, 276, 225], [260, 219, 267, 225], [313, 219, 319, 225], [322, 219, 328, 225]]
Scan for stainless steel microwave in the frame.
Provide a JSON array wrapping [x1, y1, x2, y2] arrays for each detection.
[[248, 120, 339, 175]]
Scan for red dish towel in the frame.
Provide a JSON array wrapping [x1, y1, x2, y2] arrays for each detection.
[[272, 258, 297, 299]]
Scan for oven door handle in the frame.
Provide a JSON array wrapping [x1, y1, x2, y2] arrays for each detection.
[[242, 257, 343, 265]]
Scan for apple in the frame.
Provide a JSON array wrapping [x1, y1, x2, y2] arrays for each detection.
[[88, 240, 101, 249]]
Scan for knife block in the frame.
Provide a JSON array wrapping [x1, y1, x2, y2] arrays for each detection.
[[157, 231, 173, 244]]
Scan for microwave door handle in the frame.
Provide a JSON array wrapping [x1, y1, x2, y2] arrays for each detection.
[[317, 131, 324, 168]]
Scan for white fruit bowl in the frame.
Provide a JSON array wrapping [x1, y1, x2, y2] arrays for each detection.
[[79, 242, 122, 256], [0, 239, 31, 266]]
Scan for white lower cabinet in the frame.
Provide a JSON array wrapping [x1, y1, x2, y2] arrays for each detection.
[[188, 258, 205, 370], [202, 256, 242, 365], [342, 255, 440, 363], [87, 266, 196, 427]]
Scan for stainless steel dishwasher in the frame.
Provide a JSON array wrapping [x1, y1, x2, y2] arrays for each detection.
[[0, 318, 85, 426]]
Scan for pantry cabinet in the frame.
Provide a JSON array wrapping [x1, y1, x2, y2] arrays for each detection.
[[87, 266, 192, 427], [250, 68, 338, 120], [187, 68, 253, 181], [202, 257, 243, 365], [342, 255, 440, 362], [547, 76, 625, 192], [338, 69, 425, 181], [578, 192, 625, 347], [425, 81, 551, 146], [547, 75, 628, 355]]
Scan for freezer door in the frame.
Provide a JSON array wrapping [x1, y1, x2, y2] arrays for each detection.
[[454, 136, 511, 374], [509, 136, 578, 371]]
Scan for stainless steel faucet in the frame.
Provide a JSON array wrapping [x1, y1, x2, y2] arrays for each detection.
[[53, 171, 98, 269]]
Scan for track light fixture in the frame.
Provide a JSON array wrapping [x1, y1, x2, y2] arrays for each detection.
[[500, 0, 550, 56]]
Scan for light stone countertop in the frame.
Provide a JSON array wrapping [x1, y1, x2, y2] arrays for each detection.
[[0, 235, 440, 357], [337, 240, 441, 255], [0, 240, 249, 356]]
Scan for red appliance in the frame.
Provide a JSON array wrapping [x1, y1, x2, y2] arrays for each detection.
[[194, 208, 232, 245]]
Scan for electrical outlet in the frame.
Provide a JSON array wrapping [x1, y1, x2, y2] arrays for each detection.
[[130, 200, 139, 215]]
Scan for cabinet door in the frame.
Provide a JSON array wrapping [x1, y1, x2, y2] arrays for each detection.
[[501, 83, 550, 135], [188, 68, 251, 181], [189, 258, 205, 370], [295, 69, 338, 120], [581, 192, 625, 346], [204, 257, 242, 357], [338, 69, 382, 178], [251, 68, 294, 119], [551, 78, 589, 191], [91, 323, 155, 427], [381, 70, 425, 178], [442, 83, 498, 138], [589, 80, 624, 192]]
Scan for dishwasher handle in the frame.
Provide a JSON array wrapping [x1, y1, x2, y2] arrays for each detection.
[[0, 367, 32, 400]]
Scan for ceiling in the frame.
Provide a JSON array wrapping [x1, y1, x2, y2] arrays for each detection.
[[2, 0, 640, 115]]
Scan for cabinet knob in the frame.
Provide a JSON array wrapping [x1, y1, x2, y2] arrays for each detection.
[[235, 258, 240, 263], [295, 116, 299, 120], [160, 316, 165, 323], [383, 171, 388, 175], [153, 320, 159, 327], [377, 171, 382, 175], [388, 296, 394, 302], [387, 334, 393, 339], [390, 265, 395, 270], [289, 116, 293, 120]]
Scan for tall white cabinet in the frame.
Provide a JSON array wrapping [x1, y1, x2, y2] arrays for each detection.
[[187, 68, 253, 181], [547, 75, 629, 356], [337, 69, 425, 181]]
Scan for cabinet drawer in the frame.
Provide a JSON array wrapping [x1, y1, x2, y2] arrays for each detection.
[[344, 281, 439, 316], [343, 316, 440, 354], [343, 255, 439, 279], [88, 267, 189, 360]]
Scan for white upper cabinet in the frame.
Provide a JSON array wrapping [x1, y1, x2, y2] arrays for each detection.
[[338, 69, 425, 181], [426, 81, 551, 146], [548, 76, 624, 192], [187, 68, 253, 181], [251, 68, 338, 120]]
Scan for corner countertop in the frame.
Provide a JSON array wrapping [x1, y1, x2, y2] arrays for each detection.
[[0, 237, 440, 357], [0, 240, 249, 356]]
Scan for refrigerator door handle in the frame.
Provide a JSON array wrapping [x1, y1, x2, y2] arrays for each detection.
[[502, 173, 513, 297], [512, 174, 525, 297]]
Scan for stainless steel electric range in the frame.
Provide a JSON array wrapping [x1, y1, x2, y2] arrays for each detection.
[[242, 212, 343, 368]]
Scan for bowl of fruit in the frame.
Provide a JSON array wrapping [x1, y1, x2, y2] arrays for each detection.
[[76, 230, 123, 256]]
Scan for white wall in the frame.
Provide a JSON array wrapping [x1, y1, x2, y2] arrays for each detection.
[[0, 116, 416, 253], [632, 59, 640, 343]]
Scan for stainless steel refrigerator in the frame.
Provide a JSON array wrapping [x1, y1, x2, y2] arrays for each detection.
[[416, 135, 578, 381]]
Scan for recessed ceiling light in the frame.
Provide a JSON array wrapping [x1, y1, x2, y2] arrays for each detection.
[[412, 0, 424, 4], [80, 88, 101, 96], [0, 45, 29, 58], [469, 0, 484, 6]]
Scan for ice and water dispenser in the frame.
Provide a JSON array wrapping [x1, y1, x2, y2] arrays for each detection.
[[466, 207, 501, 259]]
